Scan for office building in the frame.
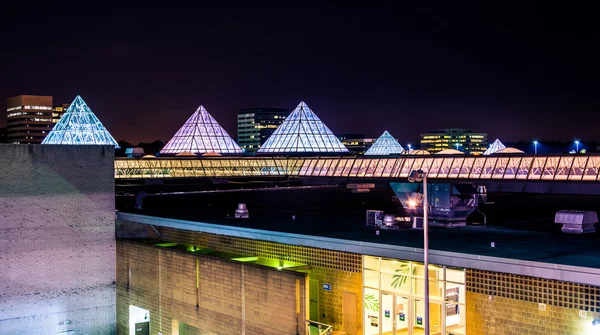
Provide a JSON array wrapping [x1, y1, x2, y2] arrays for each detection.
[[6, 95, 54, 144], [237, 107, 290, 153], [337, 133, 375, 155], [420, 128, 488, 154]]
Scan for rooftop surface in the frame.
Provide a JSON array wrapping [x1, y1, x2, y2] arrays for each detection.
[[117, 186, 600, 270]]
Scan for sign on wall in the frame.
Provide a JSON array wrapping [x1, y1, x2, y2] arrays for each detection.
[[322, 283, 332, 291]]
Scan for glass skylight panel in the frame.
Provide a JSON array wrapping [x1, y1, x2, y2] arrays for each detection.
[[364, 130, 404, 156], [160, 105, 243, 155], [483, 139, 506, 155], [258, 101, 348, 154], [41, 95, 119, 148]]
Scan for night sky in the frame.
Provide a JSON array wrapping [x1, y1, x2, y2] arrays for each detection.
[[1, 2, 598, 144]]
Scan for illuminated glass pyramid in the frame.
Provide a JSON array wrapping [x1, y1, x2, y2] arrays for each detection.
[[257, 101, 348, 154], [41, 95, 119, 148], [364, 130, 404, 155], [483, 139, 506, 155], [160, 105, 242, 155]]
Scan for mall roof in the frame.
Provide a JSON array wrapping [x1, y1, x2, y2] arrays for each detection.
[[117, 186, 600, 284]]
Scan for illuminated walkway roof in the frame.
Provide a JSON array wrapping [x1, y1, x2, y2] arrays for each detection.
[[41, 95, 119, 148], [115, 154, 600, 181], [160, 106, 242, 155], [483, 139, 506, 155], [257, 101, 348, 154], [364, 130, 404, 156]]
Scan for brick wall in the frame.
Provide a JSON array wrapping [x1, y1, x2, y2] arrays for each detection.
[[122, 222, 364, 334], [0, 144, 116, 334], [117, 240, 307, 335]]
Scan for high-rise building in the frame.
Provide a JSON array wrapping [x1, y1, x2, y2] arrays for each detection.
[[237, 107, 290, 153], [420, 128, 488, 154], [337, 134, 376, 155], [6, 95, 54, 144]]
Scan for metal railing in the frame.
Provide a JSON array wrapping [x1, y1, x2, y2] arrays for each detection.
[[306, 320, 333, 335]]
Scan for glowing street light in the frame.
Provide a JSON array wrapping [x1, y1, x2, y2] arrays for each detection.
[[455, 142, 460, 151], [533, 141, 538, 155], [407, 169, 430, 335], [575, 140, 580, 153], [408, 144, 412, 150]]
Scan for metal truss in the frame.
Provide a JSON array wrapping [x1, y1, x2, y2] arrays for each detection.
[[115, 154, 600, 181]]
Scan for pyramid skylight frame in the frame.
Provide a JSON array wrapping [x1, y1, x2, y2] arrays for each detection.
[[257, 101, 348, 154], [483, 139, 506, 155], [41, 95, 119, 148], [364, 130, 405, 156], [160, 105, 243, 155]]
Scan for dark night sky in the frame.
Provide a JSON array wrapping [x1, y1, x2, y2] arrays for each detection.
[[1, 1, 598, 144]]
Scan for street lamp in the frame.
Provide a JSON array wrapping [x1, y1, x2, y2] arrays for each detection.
[[408, 144, 412, 150], [455, 142, 460, 151], [533, 141, 538, 155], [575, 140, 580, 153], [408, 169, 429, 335]]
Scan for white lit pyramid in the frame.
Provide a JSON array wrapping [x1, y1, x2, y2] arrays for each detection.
[[364, 130, 404, 155], [41, 95, 119, 148], [160, 105, 242, 155], [257, 101, 348, 154], [483, 139, 506, 155]]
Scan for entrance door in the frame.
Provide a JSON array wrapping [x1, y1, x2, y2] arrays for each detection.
[[309, 279, 320, 321], [342, 291, 357, 335], [394, 295, 409, 335], [412, 298, 443, 335]]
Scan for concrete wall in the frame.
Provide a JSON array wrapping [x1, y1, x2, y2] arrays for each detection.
[[0, 144, 116, 334], [117, 240, 307, 335]]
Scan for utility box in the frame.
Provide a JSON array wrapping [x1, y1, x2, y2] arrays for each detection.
[[555, 210, 597, 234]]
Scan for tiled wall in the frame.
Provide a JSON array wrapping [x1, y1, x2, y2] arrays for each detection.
[[467, 269, 600, 334], [138, 223, 364, 334], [117, 240, 307, 335]]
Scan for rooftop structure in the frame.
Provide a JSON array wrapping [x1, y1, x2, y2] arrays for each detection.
[[483, 139, 506, 155], [41, 95, 119, 147], [160, 105, 242, 155], [257, 101, 348, 154], [495, 147, 525, 154], [364, 130, 404, 156]]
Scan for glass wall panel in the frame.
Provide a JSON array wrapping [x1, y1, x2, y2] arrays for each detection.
[[364, 287, 380, 335]]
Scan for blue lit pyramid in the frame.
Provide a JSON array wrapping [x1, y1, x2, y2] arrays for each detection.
[[160, 105, 242, 155], [257, 101, 348, 154], [483, 139, 506, 155], [42, 95, 119, 148], [364, 130, 404, 155]]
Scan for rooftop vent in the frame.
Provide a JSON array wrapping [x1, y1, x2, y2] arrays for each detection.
[[555, 210, 597, 234]]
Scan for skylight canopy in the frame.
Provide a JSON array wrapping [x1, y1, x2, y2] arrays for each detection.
[[364, 130, 404, 155], [483, 139, 506, 155], [41, 95, 119, 148], [160, 105, 242, 155], [257, 101, 348, 154]]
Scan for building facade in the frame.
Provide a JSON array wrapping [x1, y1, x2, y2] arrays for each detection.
[[6, 95, 54, 144], [420, 129, 488, 155], [338, 134, 376, 155], [237, 108, 290, 153]]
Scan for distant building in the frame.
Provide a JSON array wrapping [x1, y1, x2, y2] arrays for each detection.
[[237, 107, 290, 153], [420, 128, 488, 154], [337, 134, 375, 155], [6, 95, 54, 144]]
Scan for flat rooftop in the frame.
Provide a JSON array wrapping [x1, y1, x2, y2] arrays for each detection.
[[117, 186, 600, 270]]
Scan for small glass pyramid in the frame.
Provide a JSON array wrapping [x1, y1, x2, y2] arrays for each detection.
[[483, 139, 506, 155], [160, 105, 242, 155], [41, 95, 119, 148], [257, 101, 348, 154], [364, 130, 405, 155]]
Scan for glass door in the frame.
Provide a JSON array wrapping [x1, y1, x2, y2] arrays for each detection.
[[412, 298, 444, 335], [394, 295, 409, 335]]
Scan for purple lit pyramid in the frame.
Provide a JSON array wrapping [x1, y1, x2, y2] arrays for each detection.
[[257, 101, 348, 154], [483, 139, 506, 155], [160, 105, 242, 155]]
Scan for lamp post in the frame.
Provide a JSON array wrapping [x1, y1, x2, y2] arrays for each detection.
[[408, 169, 429, 335], [575, 140, 579, 153], [533, 141, 538, 155], [408, 144, 412, 150], [455, 142, 460, 151]]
